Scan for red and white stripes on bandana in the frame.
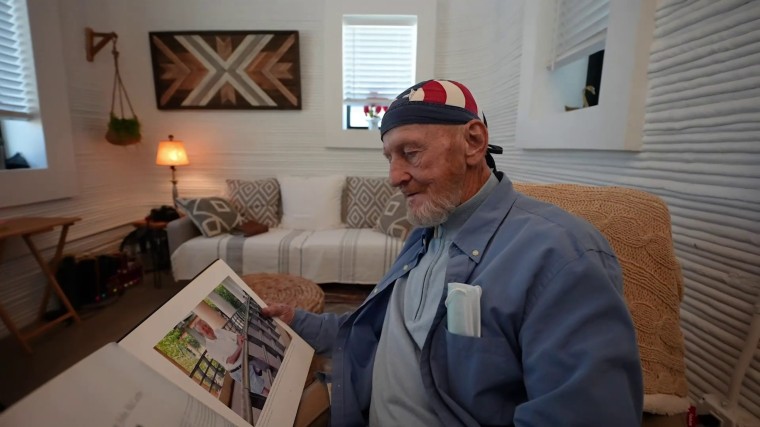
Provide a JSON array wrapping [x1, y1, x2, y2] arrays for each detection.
[[380, 79, 486, 139]]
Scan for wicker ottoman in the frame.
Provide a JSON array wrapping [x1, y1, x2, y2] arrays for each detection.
[[241, 273, 325, 314]]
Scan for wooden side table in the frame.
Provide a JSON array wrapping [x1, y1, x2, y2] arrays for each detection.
[[0, 217, 81, 353]]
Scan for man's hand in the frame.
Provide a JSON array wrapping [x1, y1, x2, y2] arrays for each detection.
[[236, 334, 246, 346], [261, 303, 296, 325]]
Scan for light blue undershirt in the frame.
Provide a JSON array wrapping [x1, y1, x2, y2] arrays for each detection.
[[370, 174, 498, 426]]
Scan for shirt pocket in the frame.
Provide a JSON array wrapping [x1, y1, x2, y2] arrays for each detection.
[[439, 327, 525, 425]]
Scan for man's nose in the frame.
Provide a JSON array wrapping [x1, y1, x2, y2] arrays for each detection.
[[388, 160, 410, 187]]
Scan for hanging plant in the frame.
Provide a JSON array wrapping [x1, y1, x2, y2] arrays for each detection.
[[106, 114, 141, 146], [105, 36, 141, 146]]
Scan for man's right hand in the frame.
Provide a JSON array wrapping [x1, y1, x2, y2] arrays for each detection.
[[261, 303, 296, 325]]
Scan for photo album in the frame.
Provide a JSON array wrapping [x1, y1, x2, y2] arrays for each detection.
[[0, 260, 316, 427]]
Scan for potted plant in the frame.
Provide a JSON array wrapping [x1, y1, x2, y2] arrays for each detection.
[[363, 104, 387, 130], [104, 38, 141, 146], [106, 113, 141, 146]]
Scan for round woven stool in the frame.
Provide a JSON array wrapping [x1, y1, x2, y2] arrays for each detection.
[[241, 273, 325, 313]]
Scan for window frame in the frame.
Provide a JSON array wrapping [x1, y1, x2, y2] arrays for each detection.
[[516, 0, 657, 151], [0, 0, 78, 208], [322, 0, 437, 149]]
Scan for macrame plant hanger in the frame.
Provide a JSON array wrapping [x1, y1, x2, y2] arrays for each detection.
[[105, 35, 141, 146]]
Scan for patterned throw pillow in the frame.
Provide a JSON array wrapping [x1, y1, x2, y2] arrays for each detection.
[[345, 176, 395, 228], [176, 197, 241, 237], [374, 191, 413, 240], [226, 178, 281, 228]]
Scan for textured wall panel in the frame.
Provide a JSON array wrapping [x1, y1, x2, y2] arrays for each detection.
[[454, 0, 759, 418]]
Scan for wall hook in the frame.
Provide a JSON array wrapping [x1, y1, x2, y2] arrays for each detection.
[[85, 27, 117, 62]]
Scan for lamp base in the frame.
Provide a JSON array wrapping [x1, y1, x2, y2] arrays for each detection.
[[170, 165, 179, 207]]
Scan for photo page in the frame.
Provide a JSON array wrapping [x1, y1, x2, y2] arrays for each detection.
[[119, 259, 315, 427]]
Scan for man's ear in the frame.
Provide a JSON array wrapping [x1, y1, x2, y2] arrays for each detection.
[[463, 120, 489, 166]]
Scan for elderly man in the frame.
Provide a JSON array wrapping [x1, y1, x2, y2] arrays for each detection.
[[264, 79, 642, 426], [193, 318, 270, 396]]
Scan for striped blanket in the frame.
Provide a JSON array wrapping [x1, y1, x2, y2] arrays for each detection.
[[170, 228, 405, 285]]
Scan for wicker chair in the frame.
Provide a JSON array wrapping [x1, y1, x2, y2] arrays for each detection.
[[294, 183, 691, 427], [515, 183, 689, 426]]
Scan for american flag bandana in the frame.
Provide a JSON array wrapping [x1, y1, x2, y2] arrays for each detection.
[[380, 79, 486, 138], [380, 79, 502, 171]]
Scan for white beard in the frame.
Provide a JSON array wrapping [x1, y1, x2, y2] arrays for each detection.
[[406, 186, 461, 228]]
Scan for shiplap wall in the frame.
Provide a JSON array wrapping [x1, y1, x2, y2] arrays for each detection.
[[1, 0, 758, 416]]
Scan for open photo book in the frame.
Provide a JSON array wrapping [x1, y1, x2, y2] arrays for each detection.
[[0, 260, 315, 427]]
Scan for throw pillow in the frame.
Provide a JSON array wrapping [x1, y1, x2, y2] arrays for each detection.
[[226, 178, 281, 228], [278, 175, 345, 230], [374, 191, 413, 240], [233, 218, 269, 237], [176, 197, 241, 237], [345, 176, 395, 228]]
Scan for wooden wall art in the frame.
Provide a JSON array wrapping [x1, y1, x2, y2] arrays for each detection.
[[149, 31, 301, 110]]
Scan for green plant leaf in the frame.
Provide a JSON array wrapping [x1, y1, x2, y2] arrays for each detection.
[[108, 114, 141, 138]]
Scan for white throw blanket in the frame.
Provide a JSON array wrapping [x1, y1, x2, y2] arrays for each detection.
[[171, 228, 405, 285]]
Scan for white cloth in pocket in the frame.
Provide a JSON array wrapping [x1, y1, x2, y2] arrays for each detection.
[[445, 282, 482, 337]]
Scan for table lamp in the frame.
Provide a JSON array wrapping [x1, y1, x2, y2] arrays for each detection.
[[155, 135, 189, 206]]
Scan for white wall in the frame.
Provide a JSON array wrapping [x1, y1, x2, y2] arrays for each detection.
[[1, 0, 759, 417]]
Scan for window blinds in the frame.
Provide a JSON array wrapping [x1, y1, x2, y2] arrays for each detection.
[[0, 0, 33, 119], [548, 0, 609, 70], [342, 17, 416, 105]]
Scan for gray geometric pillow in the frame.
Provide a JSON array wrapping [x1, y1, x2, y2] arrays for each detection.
[[226, 178, 281, 228], [374, 191, 413, 240], [176, 197, 241, 237], [345, 176, 395, 228]]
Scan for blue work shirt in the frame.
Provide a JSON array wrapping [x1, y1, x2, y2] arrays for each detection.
[[292, 173, 643, 426]]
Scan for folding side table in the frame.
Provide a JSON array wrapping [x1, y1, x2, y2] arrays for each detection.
[[0, 217, 81, 353]]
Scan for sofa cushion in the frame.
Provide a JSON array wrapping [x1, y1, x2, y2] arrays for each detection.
[[374, 191, 413, 240], [176, 196, 241, 237], [279, 175, 345, 230], [345, 176, 395, 228], [226, 178, 281, 228]]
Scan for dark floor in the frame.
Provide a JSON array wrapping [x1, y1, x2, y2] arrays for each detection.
[[0, 272, 369, 411]]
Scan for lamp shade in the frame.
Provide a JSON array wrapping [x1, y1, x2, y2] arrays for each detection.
[[156, 136, 189, 166]]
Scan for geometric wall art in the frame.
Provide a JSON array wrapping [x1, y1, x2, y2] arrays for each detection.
[[148, 31, 301, 110]]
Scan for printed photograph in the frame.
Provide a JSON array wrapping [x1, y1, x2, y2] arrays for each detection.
[[152, 276, 292, 425]]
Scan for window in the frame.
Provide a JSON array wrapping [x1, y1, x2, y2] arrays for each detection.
[[548, 0, 608, 111], [322, 0, 436, 149], [0, 0, 78, 207], [0, 0, 37, 169], [342, 16, 416, 129], [516, 0, 655, 151], [0, 0, 34, 119], [548, 0, 609, 70]]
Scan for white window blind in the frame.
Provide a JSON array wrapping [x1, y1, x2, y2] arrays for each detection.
[[548, 0, 609, 70], [0, 0, 33, 119], [343, 16, 416, 105]]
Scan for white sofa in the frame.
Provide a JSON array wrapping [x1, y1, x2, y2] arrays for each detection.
[[167, 175, 411, 285]]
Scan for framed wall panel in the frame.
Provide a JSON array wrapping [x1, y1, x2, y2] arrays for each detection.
[[149, 31, 302, 110]]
